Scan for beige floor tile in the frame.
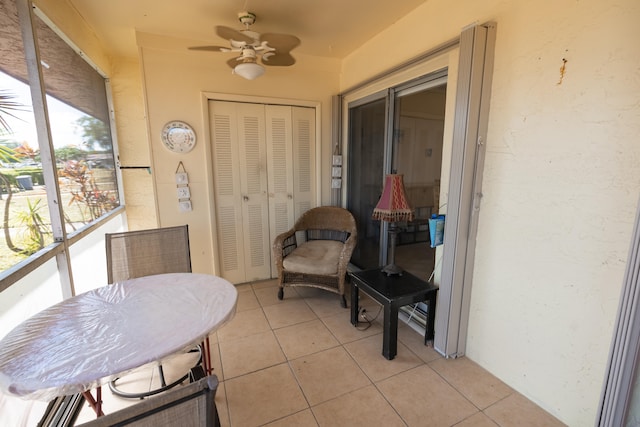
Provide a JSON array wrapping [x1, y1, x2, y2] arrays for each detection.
[[320, 311, 383, 344], [217, 307, 271, 342], [290, 346, 371, 406], [429, 357, 513, 410], [312, 385, 405, 427], [264, 409, 319, 427], [251, 278, 279, 290], [255, 285, 291, 307], [206, 330, 219, 345], [291, 286, 329, 299], [219, 330, 286, 379], [225, 363, 308, 427], [377, 364, 477, 427], [298, 288, 349, 318], [235, 287, 260, 312], [454, 412, 499, 427], [263, 299, 318, 329], [215, 381, 231, 427], [25, 277, 564, 427], [484, 393, 566, 427], [344, 334, 423, 382], [274, 319, 340, 360], [397, 322, 441, 363], [256, 281, 301, 307], [206, 341, 224, 381], [235, 283, 253, 291]]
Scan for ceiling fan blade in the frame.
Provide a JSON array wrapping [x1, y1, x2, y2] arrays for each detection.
[[260, 33, 300, 53], [216, 26, 254, 44], [262, 52, 296, 67], [188, 45, 230, 52]]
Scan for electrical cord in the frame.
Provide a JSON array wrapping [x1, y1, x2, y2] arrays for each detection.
[[355, 304, 382, 331]]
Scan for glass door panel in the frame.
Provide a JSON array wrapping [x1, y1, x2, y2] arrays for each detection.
[[391, 84, 447, 280], [346, 97, 386, 269], [347, 81, 448, 281]]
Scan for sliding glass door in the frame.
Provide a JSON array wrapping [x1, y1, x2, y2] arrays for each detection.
[[343, 23, 496, 357], [347, 75, 448, 283], [346, 96, 386, 269], [391, 81, 446, 280]]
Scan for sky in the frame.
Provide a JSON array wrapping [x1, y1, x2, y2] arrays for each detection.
[[0, 71, 86, 150]]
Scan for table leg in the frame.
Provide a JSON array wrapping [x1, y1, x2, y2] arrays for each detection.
[[425, 290, 437, 344], [383, 304, 399, 360], [350, 282, 359, 326], [82, 386, 104, 417], [203, 336, 212, 375]]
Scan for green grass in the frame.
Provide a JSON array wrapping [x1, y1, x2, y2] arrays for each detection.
[[0, 169, 119, 271]]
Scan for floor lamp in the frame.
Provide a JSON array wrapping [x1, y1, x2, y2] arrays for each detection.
[[372, 174, 415, 276]]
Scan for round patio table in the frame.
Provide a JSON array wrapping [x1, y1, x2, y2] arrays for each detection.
[[0, 273, 237, 403]]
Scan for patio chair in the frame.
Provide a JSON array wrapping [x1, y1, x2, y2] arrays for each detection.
[[105, 225, 200, 399], [273, 206, 357, 307], [106, 225, 192, 284], [76, 375, 220, 427]]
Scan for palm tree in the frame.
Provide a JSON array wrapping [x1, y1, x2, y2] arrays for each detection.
[[0, 89, 27, 253]]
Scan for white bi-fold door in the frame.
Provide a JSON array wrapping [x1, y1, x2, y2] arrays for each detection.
[[209, 100, 315, 284]]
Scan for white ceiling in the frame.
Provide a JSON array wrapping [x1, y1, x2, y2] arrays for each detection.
[[67, 0, 428, 59]]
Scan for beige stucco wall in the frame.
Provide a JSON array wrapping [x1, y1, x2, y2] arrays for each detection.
[[343, 0, 640, 425], [135, 32, 341, 276], [109, 58, 158, 230]]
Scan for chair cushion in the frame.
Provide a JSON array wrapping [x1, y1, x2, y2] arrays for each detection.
[[283, 240, 344, 275]]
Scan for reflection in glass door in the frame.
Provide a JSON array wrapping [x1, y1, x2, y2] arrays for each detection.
[[347, 79, 447, 283], [346, 97, 386, 269], [392, 84, 446, 280]]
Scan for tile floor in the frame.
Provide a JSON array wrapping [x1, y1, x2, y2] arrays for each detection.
[[69, 278, 566, 427]]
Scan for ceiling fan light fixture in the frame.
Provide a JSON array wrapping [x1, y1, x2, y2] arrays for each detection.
[[233, 62, 265, 80], [237, 11, 256, 27]]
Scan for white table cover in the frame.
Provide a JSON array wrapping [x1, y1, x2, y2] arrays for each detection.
[[0, 273, 237, 401]]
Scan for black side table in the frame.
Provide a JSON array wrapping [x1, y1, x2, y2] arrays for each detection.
[[350, 268, 439, 360]]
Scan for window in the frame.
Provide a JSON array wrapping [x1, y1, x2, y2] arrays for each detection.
[[0, 0, 44, 271], [34, 12, 119, 232], [0, 0, 121, 288]]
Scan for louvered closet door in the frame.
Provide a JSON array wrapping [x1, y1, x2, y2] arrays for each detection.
[[237, 103, 271, 282], [210, 101, 246, 284], [265, 106, 316, 277], [265, 105, 295, 271], [292, 107, 316, 219], [210, 101, 315, 283], [210, 101, 270, 283]]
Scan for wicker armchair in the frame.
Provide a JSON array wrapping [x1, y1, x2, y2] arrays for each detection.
[[273, 206, 357, 307]]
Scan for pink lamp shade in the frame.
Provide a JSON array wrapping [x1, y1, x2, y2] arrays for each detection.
[[372, 174, 414, 223]]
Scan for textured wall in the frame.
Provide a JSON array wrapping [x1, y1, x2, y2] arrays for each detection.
[[343, 0, 640, 425], [137, 32, 341, 275]]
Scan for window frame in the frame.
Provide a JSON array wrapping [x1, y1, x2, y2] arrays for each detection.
[[0, 0, 124, 296]]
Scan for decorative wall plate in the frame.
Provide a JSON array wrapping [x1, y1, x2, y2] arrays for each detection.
[[161, 121, 196, 153]]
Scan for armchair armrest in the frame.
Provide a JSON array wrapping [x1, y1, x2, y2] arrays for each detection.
[[337, 232, 357, 276], [273, 230, 298, 267]]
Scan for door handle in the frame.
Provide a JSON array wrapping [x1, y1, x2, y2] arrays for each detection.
[[243, 195, 249, 201]]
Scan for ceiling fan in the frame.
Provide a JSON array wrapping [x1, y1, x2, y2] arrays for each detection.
[[189, 11, 300, 80]]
